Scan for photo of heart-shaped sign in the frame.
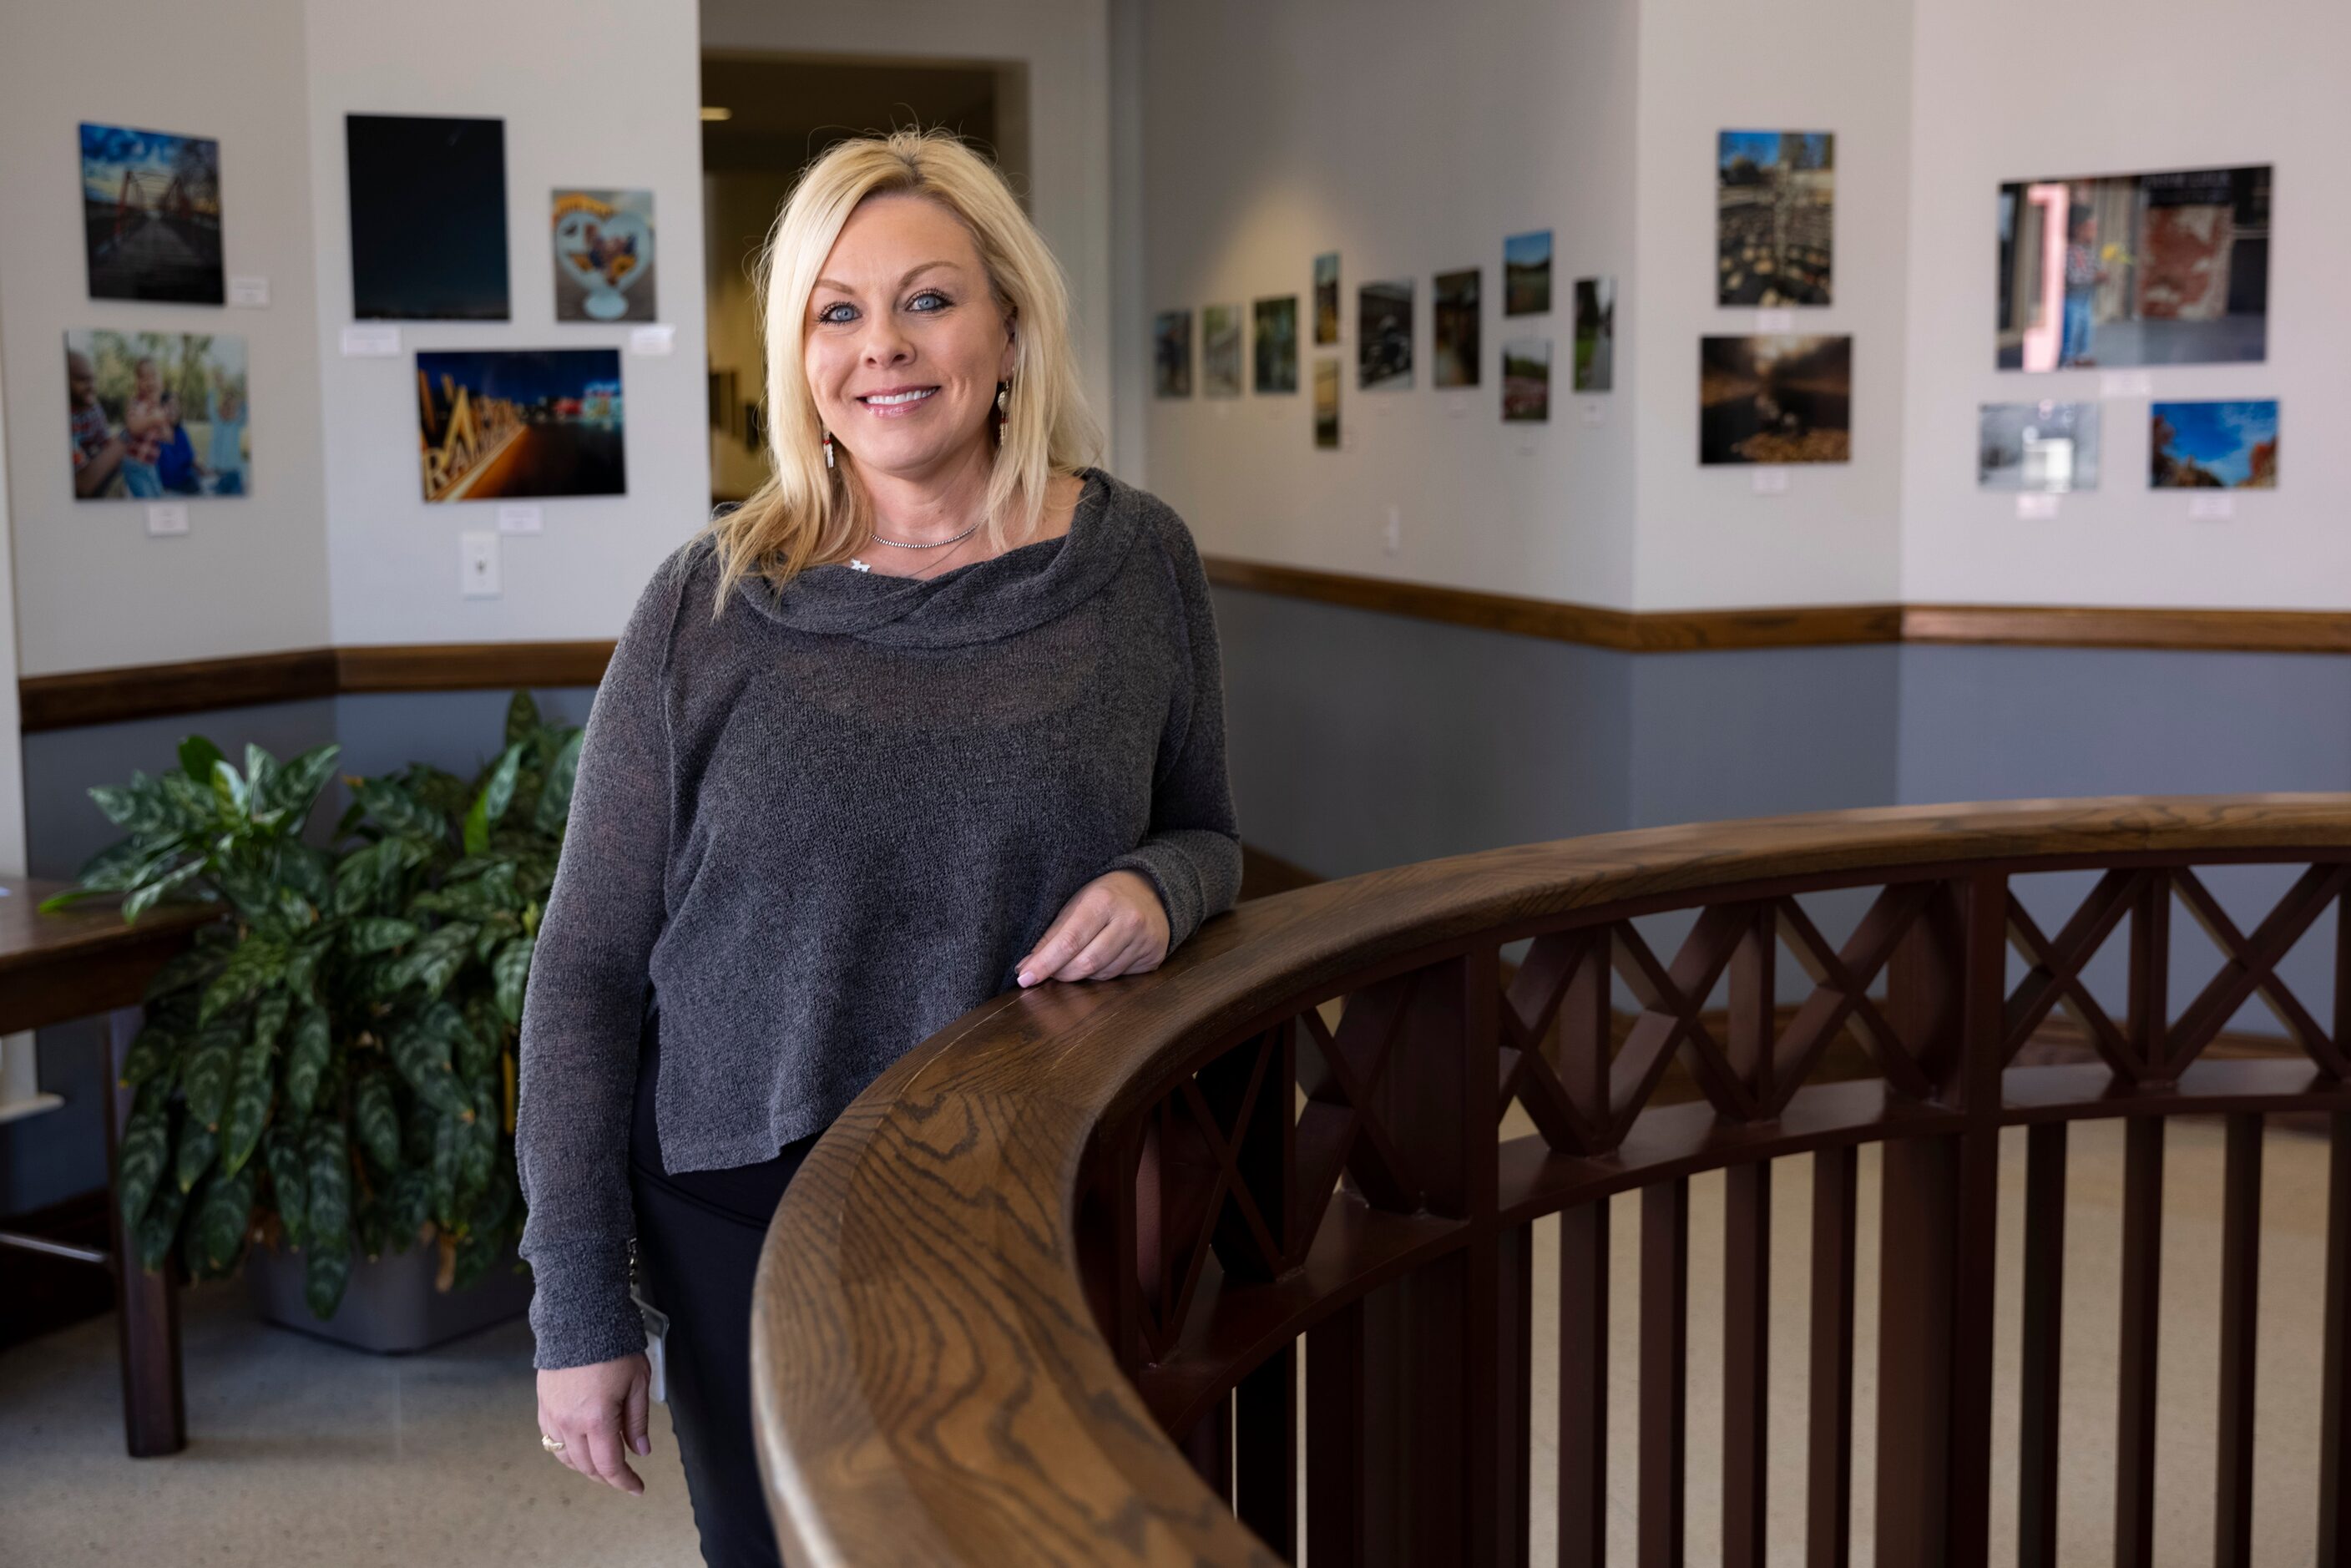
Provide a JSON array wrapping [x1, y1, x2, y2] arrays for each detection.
[[551, 190, 655, 322]]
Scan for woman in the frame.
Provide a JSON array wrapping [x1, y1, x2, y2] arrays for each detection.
[[514, 128, 1241, 1567]]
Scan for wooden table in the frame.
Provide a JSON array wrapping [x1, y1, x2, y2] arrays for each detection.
[[0, 877, 216, 1456]]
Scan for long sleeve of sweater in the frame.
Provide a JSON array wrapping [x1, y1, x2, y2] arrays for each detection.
[[1098, 515, 1243, 949], [513, 556, 683, 1371]]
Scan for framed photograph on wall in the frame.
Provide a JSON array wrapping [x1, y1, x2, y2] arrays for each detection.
[[1501, 339, 1550, 423], [1979, 401, 2100, 492], [1202, 304, 1244, 397], [1504, 230, 1551, 316], [1254, 296, 1299, 393], [1154, 310, 1192, 397], [1313, 358, 1339, 448], [417, 348, 623, 502], [1358, 281, 1413, 390], [2151, 400, 2277, 489], [1995, 164, 2269, 372], [79, 122, 224, 304], [1433, 269, 1481, 389], [1573, 277, 1615, 392], [1699, 335, 1850, 463], [1717, 131, 1834, 306], [553, 189, 655, 322], [66, 329, 248, 499], [347, 114, 511, 321], [1313, 253, 1340, 345]]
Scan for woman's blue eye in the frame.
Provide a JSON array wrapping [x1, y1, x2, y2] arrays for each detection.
[[908, 290, 949, 311], [818, 301, 856, 325]]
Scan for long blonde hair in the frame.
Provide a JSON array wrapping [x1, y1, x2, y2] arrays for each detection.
[[700, 127, 1101, 615]]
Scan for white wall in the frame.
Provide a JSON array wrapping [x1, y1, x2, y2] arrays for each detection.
[[1629, 0, 1912, 610], [1135, 0, 2343, 620], [306, 0, 710, 647], [700, 0, 1116, 461], [0, 0, 331, 677], [0, 316, 49, 1121], [1138, 0, 1642, 605], [0, 0, 708, 679], [1898, 0, 2350, 609]]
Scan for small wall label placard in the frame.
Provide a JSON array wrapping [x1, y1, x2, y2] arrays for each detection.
[[341, 325, 400, 357]]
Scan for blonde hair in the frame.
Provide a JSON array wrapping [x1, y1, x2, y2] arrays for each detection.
[[700, 127, 1101, 615]]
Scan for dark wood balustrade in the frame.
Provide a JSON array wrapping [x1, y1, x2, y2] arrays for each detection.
[[751, 796, 2351, 1567]]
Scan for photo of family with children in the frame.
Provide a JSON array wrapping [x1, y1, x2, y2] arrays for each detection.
[[66, 328, 249, 501]]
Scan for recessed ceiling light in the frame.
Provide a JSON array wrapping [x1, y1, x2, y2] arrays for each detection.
[[700, 106, 734, 122]]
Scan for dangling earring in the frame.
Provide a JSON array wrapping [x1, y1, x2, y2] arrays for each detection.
[[993, 382, 1009, 446], [822, 430, 835, 469]]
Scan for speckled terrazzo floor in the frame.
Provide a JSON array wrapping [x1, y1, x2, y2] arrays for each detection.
[[0, 1277, 703, 1566]]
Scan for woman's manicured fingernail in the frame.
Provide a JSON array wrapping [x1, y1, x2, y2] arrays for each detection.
[[1018, 970, 1034, 987]]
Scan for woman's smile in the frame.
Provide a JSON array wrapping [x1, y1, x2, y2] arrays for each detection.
[[856, 385, 940, 416]]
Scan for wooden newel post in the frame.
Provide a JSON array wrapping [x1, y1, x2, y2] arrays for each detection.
[[1874, 877, 2003, 1568]]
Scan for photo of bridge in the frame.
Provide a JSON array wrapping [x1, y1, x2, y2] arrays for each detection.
[[416, 349, 624, 503], [80, 121, 223, 304]]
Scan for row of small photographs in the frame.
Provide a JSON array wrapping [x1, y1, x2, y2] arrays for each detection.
[[80, 116, 655, 321], [1979, 399, 2279, 492], [1155, 271, 1615, 402], [1304, 336, 1559, 448]]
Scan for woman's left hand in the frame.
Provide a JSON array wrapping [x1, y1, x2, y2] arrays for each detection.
[[1016, 870, 1170, 987]]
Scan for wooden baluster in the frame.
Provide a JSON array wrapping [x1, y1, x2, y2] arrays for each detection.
[[2114, 1115, 2164, 1568], [1730, 903, 1777, 1106], [1498, 1223, 1534, 1568], [1560, 1200, 1610, 1568], [1639, 1177, 1689, 1568], [2214, 1113, 2263, 1568], [1236, 1343, 1297, 1556], [2017, 1122, 2067, 1568], [1307, 1297, 1374, 1568], [1875, 875, 2003, 1568], [1183, 1389, 1234, 1505], [2129, 871, 2171, 1081], [2318, 1113, 2351, 1565], [1723, 1159, 1772, 1568], [1807, 1144, 1858, 1568]]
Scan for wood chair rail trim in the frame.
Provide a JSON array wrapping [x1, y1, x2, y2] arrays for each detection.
[[22, 582, 2351, 734], [748, 794, 2351, 1565]]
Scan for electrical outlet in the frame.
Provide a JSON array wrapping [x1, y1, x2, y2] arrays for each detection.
[[460, 532, 502, 598], [1383, 504, 1402, 555]]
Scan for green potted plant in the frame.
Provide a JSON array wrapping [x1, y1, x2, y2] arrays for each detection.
[[45, 693, 583, 1347]]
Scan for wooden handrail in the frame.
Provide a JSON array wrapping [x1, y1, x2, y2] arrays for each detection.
[[750, 795, 2351, 1565]]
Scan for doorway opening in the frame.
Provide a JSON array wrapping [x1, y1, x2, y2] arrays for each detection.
[[700, 51, 1029, 505]]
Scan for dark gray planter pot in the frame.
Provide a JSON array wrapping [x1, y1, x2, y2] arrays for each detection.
[[244, 1234, 534, 1353]]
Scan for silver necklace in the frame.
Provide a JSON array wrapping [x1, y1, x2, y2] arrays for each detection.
[[848, 518, 983, 574]]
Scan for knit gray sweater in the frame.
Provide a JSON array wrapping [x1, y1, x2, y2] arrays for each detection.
[[513, 467, 1242, 1370]]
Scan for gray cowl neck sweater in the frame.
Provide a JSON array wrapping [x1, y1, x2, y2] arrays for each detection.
[[513, 465, 1243, 1369]]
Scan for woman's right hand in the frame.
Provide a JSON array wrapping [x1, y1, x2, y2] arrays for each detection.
[[538, 1351, 653, 1495]]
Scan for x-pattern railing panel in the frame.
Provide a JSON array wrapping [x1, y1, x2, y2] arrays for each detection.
[[1124, 857, 2351, 1369]]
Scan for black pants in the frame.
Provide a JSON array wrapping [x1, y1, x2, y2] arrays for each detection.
[[629, 1022, 820, 1568]]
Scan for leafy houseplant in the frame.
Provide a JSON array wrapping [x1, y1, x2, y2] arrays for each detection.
[[45, 693, 584, 1319]]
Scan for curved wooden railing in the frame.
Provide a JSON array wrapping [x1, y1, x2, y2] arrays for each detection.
[[751, 797, 2351, 1567]]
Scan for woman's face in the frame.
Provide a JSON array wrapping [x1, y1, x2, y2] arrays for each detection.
[[804, 193, 1014, 480]]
